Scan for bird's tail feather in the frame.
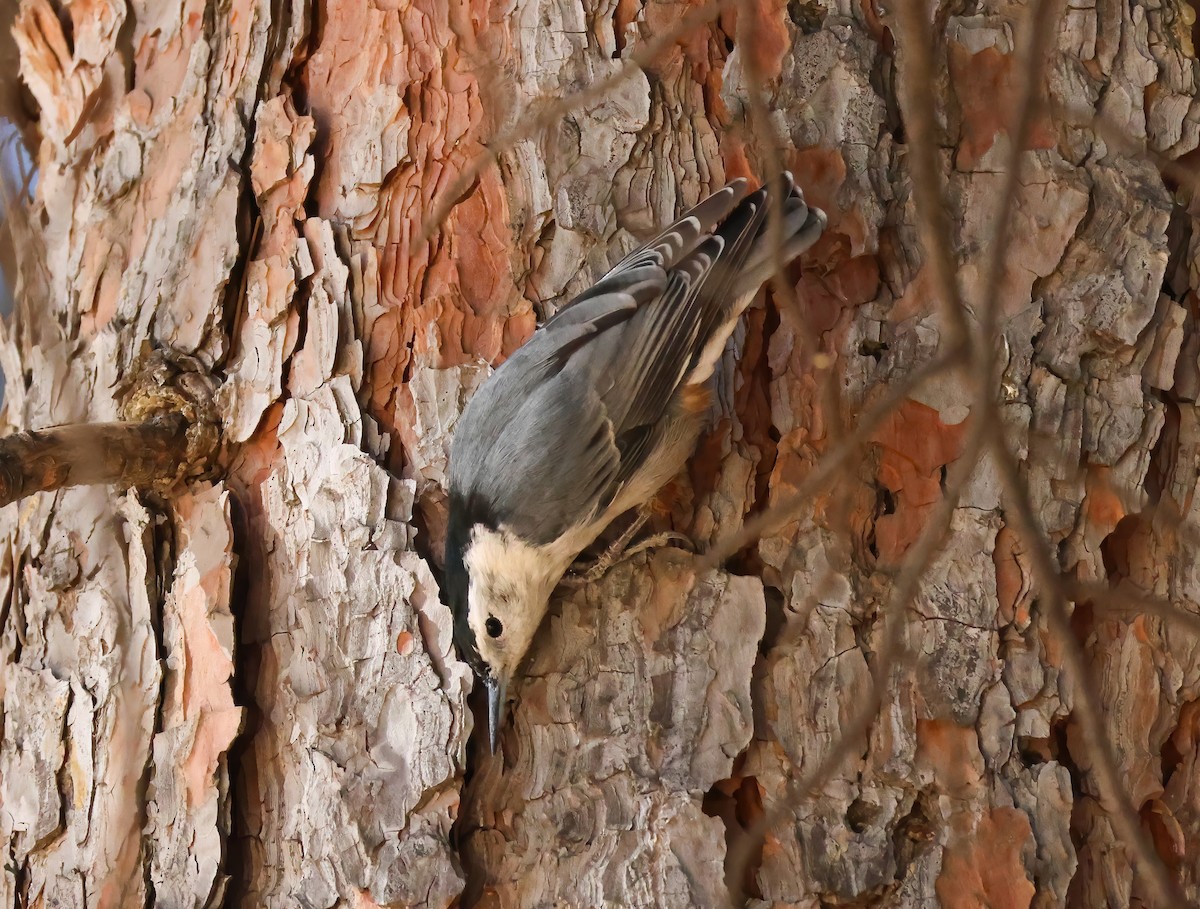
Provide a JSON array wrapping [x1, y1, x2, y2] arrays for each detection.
[[731, 173, 827, 298]]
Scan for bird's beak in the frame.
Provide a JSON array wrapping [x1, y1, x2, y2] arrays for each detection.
[[486, 674, 508, 754]]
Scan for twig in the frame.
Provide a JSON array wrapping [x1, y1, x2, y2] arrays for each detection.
[[891, 2, 974, 356], [0, 348, 221, 508], [1070, 579, 1200, 638], [419, 0, 732, 241], [975, 0, 1067, 374], [1054, 101, 1200, 198], [699, 349, 961, 571], [893, 0, 1182, 901], [727, 415, 989, 904], [984, 426, 1183, 904]]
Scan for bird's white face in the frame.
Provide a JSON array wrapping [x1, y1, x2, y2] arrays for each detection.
[[463, 526, 563, 688], [466, 577, 544, 688]]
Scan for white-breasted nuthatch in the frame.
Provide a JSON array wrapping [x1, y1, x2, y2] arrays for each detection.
[[444, 175, 826, 751]]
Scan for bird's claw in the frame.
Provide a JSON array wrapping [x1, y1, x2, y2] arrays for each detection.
[[561, 529, 695, 588], [623, 531, 694, 559]]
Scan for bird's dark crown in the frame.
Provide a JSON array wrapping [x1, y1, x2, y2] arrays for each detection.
[[444, 489, 499, 681]]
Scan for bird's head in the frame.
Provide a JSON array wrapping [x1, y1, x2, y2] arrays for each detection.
[[445, 500, 557, 752]]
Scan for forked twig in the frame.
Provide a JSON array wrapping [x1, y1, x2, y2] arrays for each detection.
[[892, 0, 1182, 901]]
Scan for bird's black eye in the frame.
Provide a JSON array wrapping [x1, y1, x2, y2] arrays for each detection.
[[485, 616, 503, 638]]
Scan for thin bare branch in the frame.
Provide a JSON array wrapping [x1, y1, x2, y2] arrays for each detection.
[[699, 349, 962, 571], [892, 0, 1182, 899], [891, 0, 974, 355], [419, 0, 731, 241], [1070, 580, 1200, 637], [985, 423, 1182, 904], [975, 0, 1067, 365], [1055, 101, 1200, 198], [727, 413, 989, 905]]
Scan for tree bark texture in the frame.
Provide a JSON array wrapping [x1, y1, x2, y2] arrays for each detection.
[[2, 0, 1199, 907]]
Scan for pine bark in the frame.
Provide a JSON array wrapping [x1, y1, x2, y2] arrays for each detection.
[[1, 0, 1198, 907]]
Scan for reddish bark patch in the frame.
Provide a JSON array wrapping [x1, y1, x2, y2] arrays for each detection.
[[720, 136, 756, 182], [859, 0, 887, 42], [916, 718, 984, 799], [786, 146, 847, 238], [869, 400, 968, 565], [919, 724, 1033, 906], [736, 304, 777, 510], [791, 252, 880, 339], [891, 263, 937, 324], [652, 0, 724, 85], [614, 0, 640, 54], [787, 144, 876, 260], [301, 0, 533, 449], [993, 525, 1032, 628], [688, 415, 734, 517], [949, 44, 1056, 171], [935, 805, 1036, 909], [682, 381, 716, 415], [1163, 701, 1200, 880], [763, 231, 874, 526], [1084, 465, 1126, 535], [224, 401, 285, 487], [1144, 797, 1187, 873], [723, 0, 790, 82]]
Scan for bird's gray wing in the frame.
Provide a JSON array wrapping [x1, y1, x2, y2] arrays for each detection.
[[538, 179, 784, 508], [452, 176, 815, 545]]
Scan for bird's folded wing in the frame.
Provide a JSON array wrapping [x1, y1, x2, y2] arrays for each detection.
[[533, 182, 777, 511]]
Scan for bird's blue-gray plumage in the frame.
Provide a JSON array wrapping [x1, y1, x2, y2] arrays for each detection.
[[445, 173, 825, 698]]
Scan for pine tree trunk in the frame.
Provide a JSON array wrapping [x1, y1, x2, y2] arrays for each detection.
[[2, 0, 1198, 906]]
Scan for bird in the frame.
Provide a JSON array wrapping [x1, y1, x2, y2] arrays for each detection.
[[443, 174, 827, 752]]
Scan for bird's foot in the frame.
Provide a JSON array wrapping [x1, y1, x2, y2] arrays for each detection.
[[561, 515, 694, 589], [621, 531, 694, 561]]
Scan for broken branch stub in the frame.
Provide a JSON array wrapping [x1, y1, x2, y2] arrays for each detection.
[[0, 348, 220, 507]]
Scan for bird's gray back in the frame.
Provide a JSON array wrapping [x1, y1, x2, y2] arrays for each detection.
[[449, 175, 823, 547], [449, 300, 635, 545]]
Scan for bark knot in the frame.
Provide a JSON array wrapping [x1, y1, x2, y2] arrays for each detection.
[[116, 346, 221, 488]]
